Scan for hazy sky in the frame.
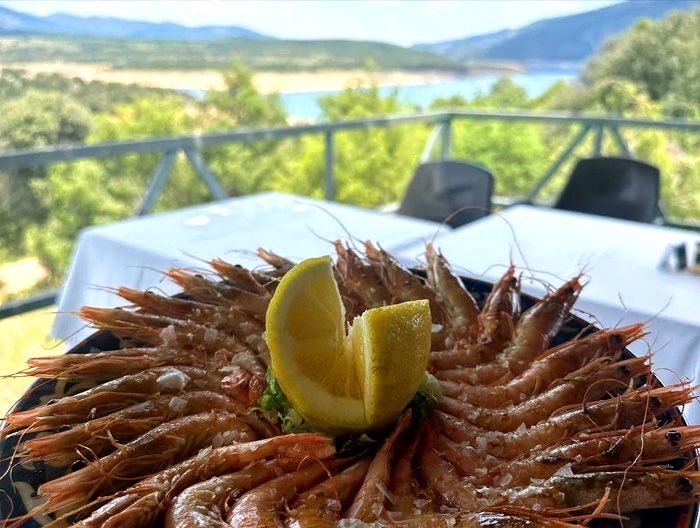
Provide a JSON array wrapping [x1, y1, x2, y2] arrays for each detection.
[[2, 0, 621, 46]]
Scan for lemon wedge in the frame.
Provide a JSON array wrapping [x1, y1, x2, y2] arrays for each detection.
[[265, 256, 431, 434]]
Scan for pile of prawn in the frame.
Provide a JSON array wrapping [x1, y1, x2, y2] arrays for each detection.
[[1, 241, 699, 528]]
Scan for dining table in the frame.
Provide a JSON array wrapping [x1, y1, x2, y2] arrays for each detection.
[[396, 204, 700, 423], [52, 191, 449, 349], [52, 194, 700, 423]]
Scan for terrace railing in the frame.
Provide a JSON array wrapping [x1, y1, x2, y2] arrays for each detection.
[[1, 109, 699, 319]]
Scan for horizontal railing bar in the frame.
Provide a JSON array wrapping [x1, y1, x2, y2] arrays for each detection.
[[0, 290, 57, 319], [0, 111, 697, 172], [0, 112, 448, 171], [447, 110, 700, 131]]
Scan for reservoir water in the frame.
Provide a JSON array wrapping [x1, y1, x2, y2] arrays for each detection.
[[185, 70, 578, 120]]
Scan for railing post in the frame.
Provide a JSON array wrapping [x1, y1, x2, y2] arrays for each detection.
[[440, 117, 452, 160], [184, 149, 228, 200], [138, 150, 178, 215], [420, 123, 443, 163], [610, 126, 632, 157], [324, 131, 336, 201], [525, 125, 591, 203], [593, 125, 605, 156]]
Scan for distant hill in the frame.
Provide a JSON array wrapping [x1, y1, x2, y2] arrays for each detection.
[[415, 0, 699, 67], [0, 35, 466, 72], [0, 4, 465, 72], [0, 5, 269, 40]]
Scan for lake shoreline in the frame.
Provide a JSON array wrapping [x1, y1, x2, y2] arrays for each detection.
[[0, 62, 511, 94]]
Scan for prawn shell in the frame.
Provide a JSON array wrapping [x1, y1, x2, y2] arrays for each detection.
[[1, 263, 698, 528]]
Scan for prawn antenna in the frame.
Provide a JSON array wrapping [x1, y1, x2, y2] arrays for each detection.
[[292, 200, 364, 252]]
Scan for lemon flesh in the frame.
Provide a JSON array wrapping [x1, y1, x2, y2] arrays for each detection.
[[265, 256, 431, 434]]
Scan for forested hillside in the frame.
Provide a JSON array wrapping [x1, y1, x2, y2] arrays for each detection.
[[415, 0, 697, 66], [0, 34, 465, 72]]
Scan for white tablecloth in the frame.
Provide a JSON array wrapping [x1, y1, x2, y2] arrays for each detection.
[[396, 205, 700, 423], [53, 191, 448, 348]]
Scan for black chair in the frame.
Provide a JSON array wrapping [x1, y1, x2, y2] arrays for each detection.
[[397, 160, 494, 228], [555, 157, 661, 223]]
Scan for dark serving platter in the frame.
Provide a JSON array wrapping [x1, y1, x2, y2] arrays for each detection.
[[0, 275, 697, 527]]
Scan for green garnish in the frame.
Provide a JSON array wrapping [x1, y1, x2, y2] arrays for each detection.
[[258, 369, 313, 434], [258, 369, 441, 436]]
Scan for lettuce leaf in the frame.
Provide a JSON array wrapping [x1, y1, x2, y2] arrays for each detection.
[[258, 369, 441, 437], [258, 369, 313, 434]]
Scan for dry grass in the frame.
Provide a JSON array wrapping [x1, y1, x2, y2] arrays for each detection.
[[0, 257, 48, 302], [0, 308, 60, 416]]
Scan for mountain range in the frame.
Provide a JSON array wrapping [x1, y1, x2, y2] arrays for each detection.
[[0, 5, 268, 40], [415, 0, 698, 67], [0, 1, 698, 71]]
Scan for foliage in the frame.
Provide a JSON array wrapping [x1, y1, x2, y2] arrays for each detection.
[[0, 69, 181, 113], [584, 8, 700, 117], [201, 62, 290, 197], [259, 368, 440, 438], [0, 89, 91, 259], [0, 89, 91, 150], [314, 81, 426, 207], [431, 78, 551, 198], [27, 95, 207, 277], [258, 369, 314, 434]]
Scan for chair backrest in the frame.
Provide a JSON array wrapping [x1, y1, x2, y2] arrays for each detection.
[[397, 160, 494, 228], [555, 157, 661, 223]]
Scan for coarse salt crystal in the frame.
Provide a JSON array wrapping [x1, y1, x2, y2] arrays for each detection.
[[168, 396, 187, 414], [553, 463, 574, 478], [474, 467, 488, 477], [337, 520, 373, 528], [204, 327, 218, 343], [161, 325, 177, 346], [498, 473, 513, 487], [376, 482, 398, 504], [413, 498, 429, 509], [156, 367, 191, 391], [196, 446, 212, 460], [211, 430, 239, 448], [475, 437, 488, 450]]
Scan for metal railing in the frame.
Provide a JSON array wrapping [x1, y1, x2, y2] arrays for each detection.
[[1, 109, 699, 318]]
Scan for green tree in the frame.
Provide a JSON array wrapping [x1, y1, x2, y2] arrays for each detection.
[[28, 63, 291, 278], [0, 90, 91, 259], [201, 62, 292, 197], [273, 81, 427, 207], [205, 62, 286, 126], [27, 95, 208, 277], [431, 78, 550, 198], [584, 8, 700, 117]]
